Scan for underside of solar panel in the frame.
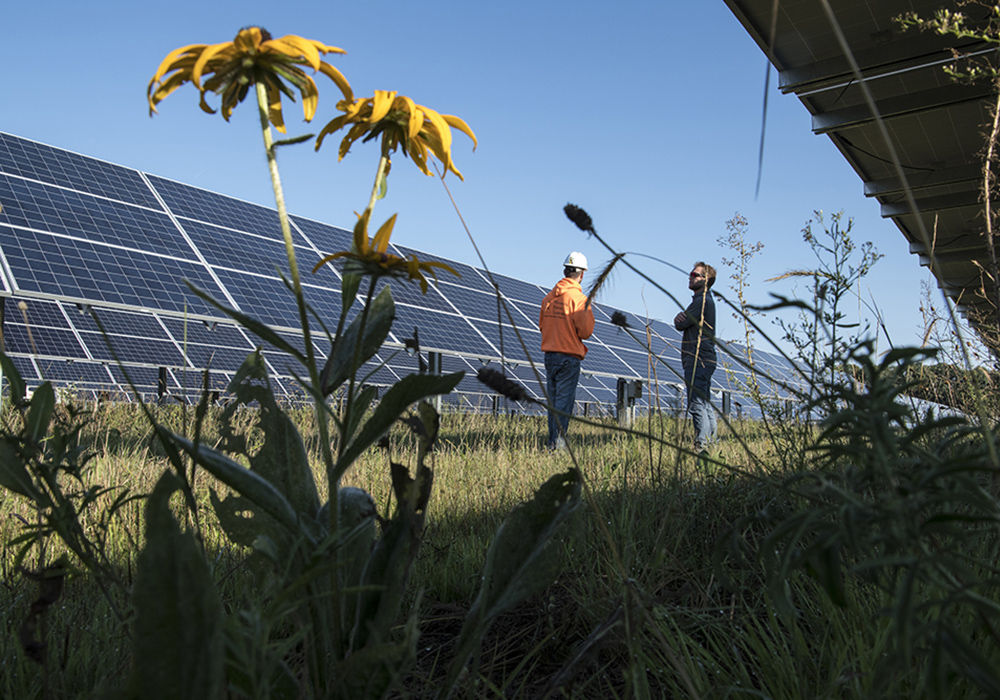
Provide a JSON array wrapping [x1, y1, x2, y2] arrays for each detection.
[[0, 132, 793, 413]]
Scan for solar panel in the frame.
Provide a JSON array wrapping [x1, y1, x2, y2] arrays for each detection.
[[0, 132, 803, 413]]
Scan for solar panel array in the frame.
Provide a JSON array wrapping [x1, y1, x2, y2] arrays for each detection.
[[0, 132, 800, 413]]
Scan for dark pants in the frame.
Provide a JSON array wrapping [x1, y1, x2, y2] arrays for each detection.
[[544, 352, 581, 448]]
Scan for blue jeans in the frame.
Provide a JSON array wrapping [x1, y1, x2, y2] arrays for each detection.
[[545, 352, 581, 447], [684, 362, 716, 447]]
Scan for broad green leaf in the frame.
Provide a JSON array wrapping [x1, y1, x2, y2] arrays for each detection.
[[168, 432, 300, 536], [322, 286, 394, 395], [0, 351, 25, 404], [128, 472, 224, 699], [440, 468, 582, 698], [209, 490, 274, 549], [333, 372, 462, 483], [352, 462, 431, 650], [340, 272, 362, 319], [25, 382, 54, 447], [0, 438, 41, 501], [343, 385, 378, 441], [223, 351, 320, 518], [470, 468, 581, 619]]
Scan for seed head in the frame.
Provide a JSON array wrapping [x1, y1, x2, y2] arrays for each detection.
[[477, 368, 534, 403], [564, 203, 594, 233], [610, 310, 629, 328]]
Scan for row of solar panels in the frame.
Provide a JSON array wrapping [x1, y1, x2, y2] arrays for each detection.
[[0, 132, 802, 413]]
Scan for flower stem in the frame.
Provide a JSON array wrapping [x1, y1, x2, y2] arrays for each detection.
[[255, 82, 342, 656], [366, 152, 390, 215], [338, 278, 377, 461]]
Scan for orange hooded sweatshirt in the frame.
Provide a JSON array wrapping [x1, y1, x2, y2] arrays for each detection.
[[538, 277, 595, 359]]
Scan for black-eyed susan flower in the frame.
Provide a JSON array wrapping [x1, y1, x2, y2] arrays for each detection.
[[147, 27, 353, 133], [313, 211, 459, 293], [315, 90, 476, 179]]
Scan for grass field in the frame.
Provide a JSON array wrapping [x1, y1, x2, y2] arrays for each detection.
[[4, 394, 997, 699]]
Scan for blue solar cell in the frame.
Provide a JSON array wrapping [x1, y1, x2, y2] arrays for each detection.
[[3, 324, 88, 359], [290, 216, 353, 256], [5, 297, 69, 328], [507, 300, 541, 327], [493, 273, 547, 304], [147, 175, 286, 242], [437, 286, 504, 321], [0, 174, 192, 259], [388, 304, 492, 355], [470, 323, 536, 363], [108, 364, 170, 391], [157, 317, 246, 346], [210, 268, 341, 330], [0, 133, 161, 209], [7, 355, 39, 383], [175, 345, 255, 373], [77, 307, 171, 339], [372, 276, 455, 313], [78, 331, 188, 366], [33, 360, 115, 386], [0, 226, 225, 314], [580, 343, 635, 377], [181, 219, 291, 276]]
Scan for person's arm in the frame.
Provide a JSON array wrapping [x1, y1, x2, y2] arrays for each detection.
[[575, 302, 595, 340], [674, 300, 697, 330]]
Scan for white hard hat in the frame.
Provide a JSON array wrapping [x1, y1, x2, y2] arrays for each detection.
[[563, 251, 588, 270]]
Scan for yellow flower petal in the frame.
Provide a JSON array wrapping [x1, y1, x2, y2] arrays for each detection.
[[372, 214, 397, 254], [370, 91, 397, 123], [443, 114, 478, 149], [190, 41, 233, 89], [317, 62, 354, 102]]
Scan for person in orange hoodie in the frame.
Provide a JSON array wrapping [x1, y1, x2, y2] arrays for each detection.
[[539, 252, 595, 450]]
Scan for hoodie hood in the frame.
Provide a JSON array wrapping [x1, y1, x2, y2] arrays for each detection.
[[552, 277, 582, 297]]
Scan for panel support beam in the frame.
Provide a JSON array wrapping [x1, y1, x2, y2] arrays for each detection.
[[880, 190, 987, 218], [864, 163, 983, 197], [780, 37, 991, 95], [814, 83, 995, 135]]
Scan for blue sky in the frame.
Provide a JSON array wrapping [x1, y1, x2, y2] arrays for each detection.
[[2, 1, 945, 357]]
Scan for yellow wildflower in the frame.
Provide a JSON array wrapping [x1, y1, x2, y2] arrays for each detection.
[[147, 27, 353, 133], [313, 211, 459, 293], [315, 90, 477, 179]]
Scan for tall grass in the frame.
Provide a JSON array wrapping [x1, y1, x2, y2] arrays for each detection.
[[7, 389, 995, 699]]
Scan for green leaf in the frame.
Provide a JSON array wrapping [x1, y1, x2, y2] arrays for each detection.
[[166, 431, 300, 537], [332, 372, 463, 483], [273, 133, 315, 148], [323, 286, 395, 395], [0, 351, 25, 404], [223, 351, 320, 517], [127, 472, 224, 699], [0, 438, 41, 501], [25, 382, 54, 447], [352, 462, 432, 650], [341, 272, 362, 319], [209, 490, 270, 549], [440, 468, 582, 698], [343, 385, 378, 442]]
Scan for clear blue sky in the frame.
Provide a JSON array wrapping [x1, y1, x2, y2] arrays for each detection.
[[2, 0, 945, 357]]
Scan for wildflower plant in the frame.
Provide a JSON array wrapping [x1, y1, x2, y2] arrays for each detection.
[[0, 25, 580, 700]]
